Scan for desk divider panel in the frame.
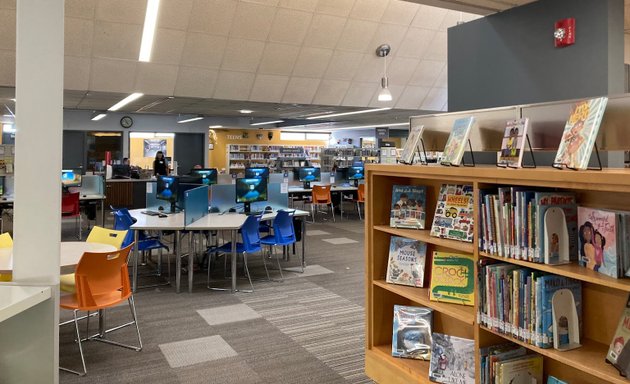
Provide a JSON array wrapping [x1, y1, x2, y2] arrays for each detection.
[[80, 175, 103, 195], [210, 184, 236, 212], [4, 175, 13, 196], [211, 182, 288, 212], [145, 181, 161, 210], [184, 185, 209, 225], [217, 174, 233, 185]]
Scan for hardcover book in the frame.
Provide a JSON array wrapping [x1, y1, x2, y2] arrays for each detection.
[[578, 207, 619, 278], [547, 376, 568, 384], [399, 124, 424, 164], [606, 293, 630, 377], [431, 184, 475, 242], [534, 192, 577, 264], [429, 333, 475, 384], [539, 275, 582, 349], [441, 116, 475, 166], [496, 355, 543, 384], [498, 118, 530, 168], [386, 236, 428, 287], [430, 251, 475, 306], [553, 97, 608, 170], [390, 185, 427, 229], [391, 305, 433, 360]]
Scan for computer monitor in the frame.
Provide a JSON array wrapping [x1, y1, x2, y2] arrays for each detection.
[[111, 164, 131, 179], [298, 167, 321, 188], [156, 175, 179, 213], [189, 168, 218, 186], [244, 167, 269, 180], [0, 176, 5, 197], [347, 165, 364, 186], [61, 169, 82, 188], [235, 177, 268, 213]]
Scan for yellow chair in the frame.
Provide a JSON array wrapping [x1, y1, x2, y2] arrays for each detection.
[[60, 226, 128, 293], [0, 232, 12, 282]]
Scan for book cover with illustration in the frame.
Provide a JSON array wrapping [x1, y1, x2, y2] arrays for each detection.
[[578, 207, 619, 278], [400, 124, 425, 164], [534, 192, 577, 264], [430, 184, 475, 242], [553, 97, 608, 170], [496, 355, 543, 384], [498, 118, 530, 168], [441, 116, 475, 166], [606, 294, 630, 377], [429, 333, 475, 384], [391, 305, 433, 360], [386, 236, 428, 287], [390, 185, 427, 229], [547, 376, 568, 384], [429, 251, 475, 306], [539, 275, 582, 349]]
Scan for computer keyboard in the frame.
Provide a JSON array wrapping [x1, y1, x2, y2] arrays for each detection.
[[142, 210, 161, 216]]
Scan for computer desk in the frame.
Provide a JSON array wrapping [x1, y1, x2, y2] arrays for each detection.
[[0, 193, 107, 227]]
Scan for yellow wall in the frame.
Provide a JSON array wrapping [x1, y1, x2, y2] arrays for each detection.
[[130, 137, 175, 170], [209, 128, 328, 171]]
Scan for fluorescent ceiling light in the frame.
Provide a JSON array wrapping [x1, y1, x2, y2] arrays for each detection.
[[282, 122, 409, 133], [129, 132, 155, 139], [91, 113, 107, 121], [250, 120, 284, 126], [306, 107, 392, 120], [138, 0, 160, 62], [155, 133, 175, 137], [177, 116, 204, 124], [108, 93, 144, 111], [209, 125, 223, 128], [239, 109, 253, 114], [10, 98, 15, 102], [2, 114, 11, 117], [2, 124, 15, 133]]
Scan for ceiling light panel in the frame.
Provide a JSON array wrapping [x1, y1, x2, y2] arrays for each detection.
[[139, 0, 161, 62], [108, 93, 144, 111], [306, 107, 392, 120]]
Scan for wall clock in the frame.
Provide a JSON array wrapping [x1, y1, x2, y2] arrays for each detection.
[[120, 116, 133, 128]]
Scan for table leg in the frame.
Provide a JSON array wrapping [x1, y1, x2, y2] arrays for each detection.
[[101, 199, 105, 227], [98, 309, 106, 337], [175, 230, 181, 293], [231, 229, 237, 293], [132, 229, 139, 293], [301, 217, 306, 272], [188, 231, 194, 293]]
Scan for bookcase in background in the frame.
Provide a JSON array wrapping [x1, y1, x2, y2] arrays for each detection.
[[365, 164, 630, 384]]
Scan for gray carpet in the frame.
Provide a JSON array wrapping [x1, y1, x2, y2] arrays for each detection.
[[58, 216, 371, 384]]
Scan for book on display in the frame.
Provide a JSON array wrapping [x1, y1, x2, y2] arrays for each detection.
[[399, 124, 424, 164], [430, 184, 474, 242], [391, 305, 433, 360], [497, 118, 530, 168], [578, 207, 619, 278], [386, 236, 427, 288], [429, 251, 475, 306], [429, 333, 475, 384], [441, 116, 475, 166], [390, 185, 427, 229], [606, 293, 630, 377]]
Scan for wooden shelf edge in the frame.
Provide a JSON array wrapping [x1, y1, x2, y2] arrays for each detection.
[[366, 345, 431, 384], [479, 325, 627, 384], [373, 280, 476, 326], [479, 252, 630, 292], [373, 225, 475, 253]]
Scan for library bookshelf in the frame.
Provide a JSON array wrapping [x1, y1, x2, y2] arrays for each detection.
[[365, 164, 630, 384]]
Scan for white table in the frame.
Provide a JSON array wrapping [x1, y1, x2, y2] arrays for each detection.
[[287, 185, 358, 194]]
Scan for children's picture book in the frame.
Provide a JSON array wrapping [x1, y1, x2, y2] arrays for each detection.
[[553, 97, 608, 170], [606, 293, 630, 377], [441, 116, 475, 166], [578, 207, 619, 278], [498, 118, 530, 168], [391, 305, 433, 360], [390, 185, 427, 229], [386, 236, 428, 287], [429, 333, 475, 384], [547, 376, 568, 384], [430, 184, 475, 242], [399, 124, 424, 164], [539, 275, 582, 349], [535, 192, 577, 264], [479, 343, 527, 384], [496, 355, 543, 384], [429, 251, 475, 306]]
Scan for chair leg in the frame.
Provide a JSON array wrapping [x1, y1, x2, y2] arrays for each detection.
[[311, 203, 315, 223], [91, 297, 142, 351], [243, 252, 254, 292], [357, 202, 362, 220], [60, 310, 87, 376], [128, 296, 143, 351], [276, 249, 284, 282], [331, 202, 336, 222], [261, 246, 270, 281]]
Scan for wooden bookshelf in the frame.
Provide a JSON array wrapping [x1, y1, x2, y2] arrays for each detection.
[[365, 164, 630, 384]]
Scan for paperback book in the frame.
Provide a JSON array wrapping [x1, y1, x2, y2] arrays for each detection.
[[390, 185, 427, 229], [606, 293, 630, 377], [430, 184, 475, 242], [495, 355, 543, 384], [386, 236, 427, 287], [430, 251, 475, 306], [479, 343, 527, 384], [497, 118, 530, 168], [399, 124, 424, 164], [391, 305, 433, 360], [441, 116, 475, 166], [578, 207, 619, 278], [429, 333, 475, 384]]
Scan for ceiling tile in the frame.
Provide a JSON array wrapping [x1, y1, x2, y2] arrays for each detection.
[[64, 56, 91, 91], [278, 0, 317, 12], [174, 66, 219, 98], [395, 85, 429, 109], [249, 74, 289, 102], [282, 77, 321, 104], [397, 27, 435, 58], [434, 65, 448, 88], [303, 14, 346, 49], [258, 43, 300, 75], [268, 8, 312, 45], [439, 10, 462, 31], [353, 54, 381, 83], [0, 50, 15, 86], [213, 71, 256, 100], [380, 1, 419, 26], [325, 51, 363, 80], [188, 0, 237, 36], [230, 2, 276, 41], [90, 58, 138, 93], [370, 23, 407, 56], [350, 0, 389, 22], [157, 0, 193, 30], [92, 21, 142, 60], [342, 81, 377, 107], [0, 9, 15, 51], [312, 79, 350, 106], [412, 5, 448, 30], [336, 19, 378, 52], [408, 60, 444, 87], [241, 0, 279, 5], [388, 57, 419, 85], [135, 63, 179, 95], [315, 0, 356, 17], [420, 87, 447, 111], [65, 18, 93, 57], [367, 83, 404, 107], [95, 0, 146, 25], [424, 31, 447, 61], [65, 0, 96, 19], [180, 33, 228, 69], [221, 38, 266, 72], [292, 47, 333, 78], [150, 28, 186, 65], [0, 0, 14, 9]]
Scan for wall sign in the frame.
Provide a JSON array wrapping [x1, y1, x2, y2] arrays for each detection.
[[143, 139, 167, 157], [375, 127, 389, 139], [226, 135, 242, 140]]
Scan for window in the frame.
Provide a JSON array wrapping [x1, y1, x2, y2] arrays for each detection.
[[280, 132, 305, 141]]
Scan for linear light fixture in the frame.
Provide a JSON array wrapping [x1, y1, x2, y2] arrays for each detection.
[[306, 107, 392, 120], [108, 93, 144, 111], [239, 109, 253, 114], [177, 116, 204, 124], [155, 133, 175, 137], [209, 125, 223, 128], [139, 0, 160, 62], [91, 113, 107, 121], [250, 120, 284, 126], [282, 122, 408, 132], [3, 124, 15, 133]]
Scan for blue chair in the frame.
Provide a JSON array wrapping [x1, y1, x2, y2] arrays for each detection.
[[206, 215, 262, 292], [260, 210, 297, 281]]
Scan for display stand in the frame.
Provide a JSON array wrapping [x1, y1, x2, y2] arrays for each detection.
[[440, 139, 475, 167], [497, 134, 537, 169], [552, 143, 602, 171]]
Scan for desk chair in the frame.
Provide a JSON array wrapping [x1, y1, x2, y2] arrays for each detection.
[[259, 210, 296, 282], [0, 232, 12, 281], [62, 192, 82, 240], [341, 184, 365, 220], [307, 185, 335, 223], [59, 244, 142, 376]]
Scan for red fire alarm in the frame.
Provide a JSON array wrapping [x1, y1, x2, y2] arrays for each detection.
[[554, 18, 575, 47]]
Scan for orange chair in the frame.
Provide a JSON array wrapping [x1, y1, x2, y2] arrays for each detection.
[[62, 192, 82, 240], [309, 185, 335, 223], [341, 184, 366, 220], [59, 244, 142, 376]]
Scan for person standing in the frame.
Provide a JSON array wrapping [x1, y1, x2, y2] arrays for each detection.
[[153, 151, 169, 176]]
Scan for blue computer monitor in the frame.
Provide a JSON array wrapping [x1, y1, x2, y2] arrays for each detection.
[[189, 168, 218, 186], [157, 175, 179, 213], [298, 167, 320, 188], [61, 169, 82, 188], [245, 167, 269, 180], [235, 177, 268, 213], [348, 166, 364, 180]]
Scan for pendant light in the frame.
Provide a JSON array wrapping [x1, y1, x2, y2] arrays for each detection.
[[376, 44, 392, 102]]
